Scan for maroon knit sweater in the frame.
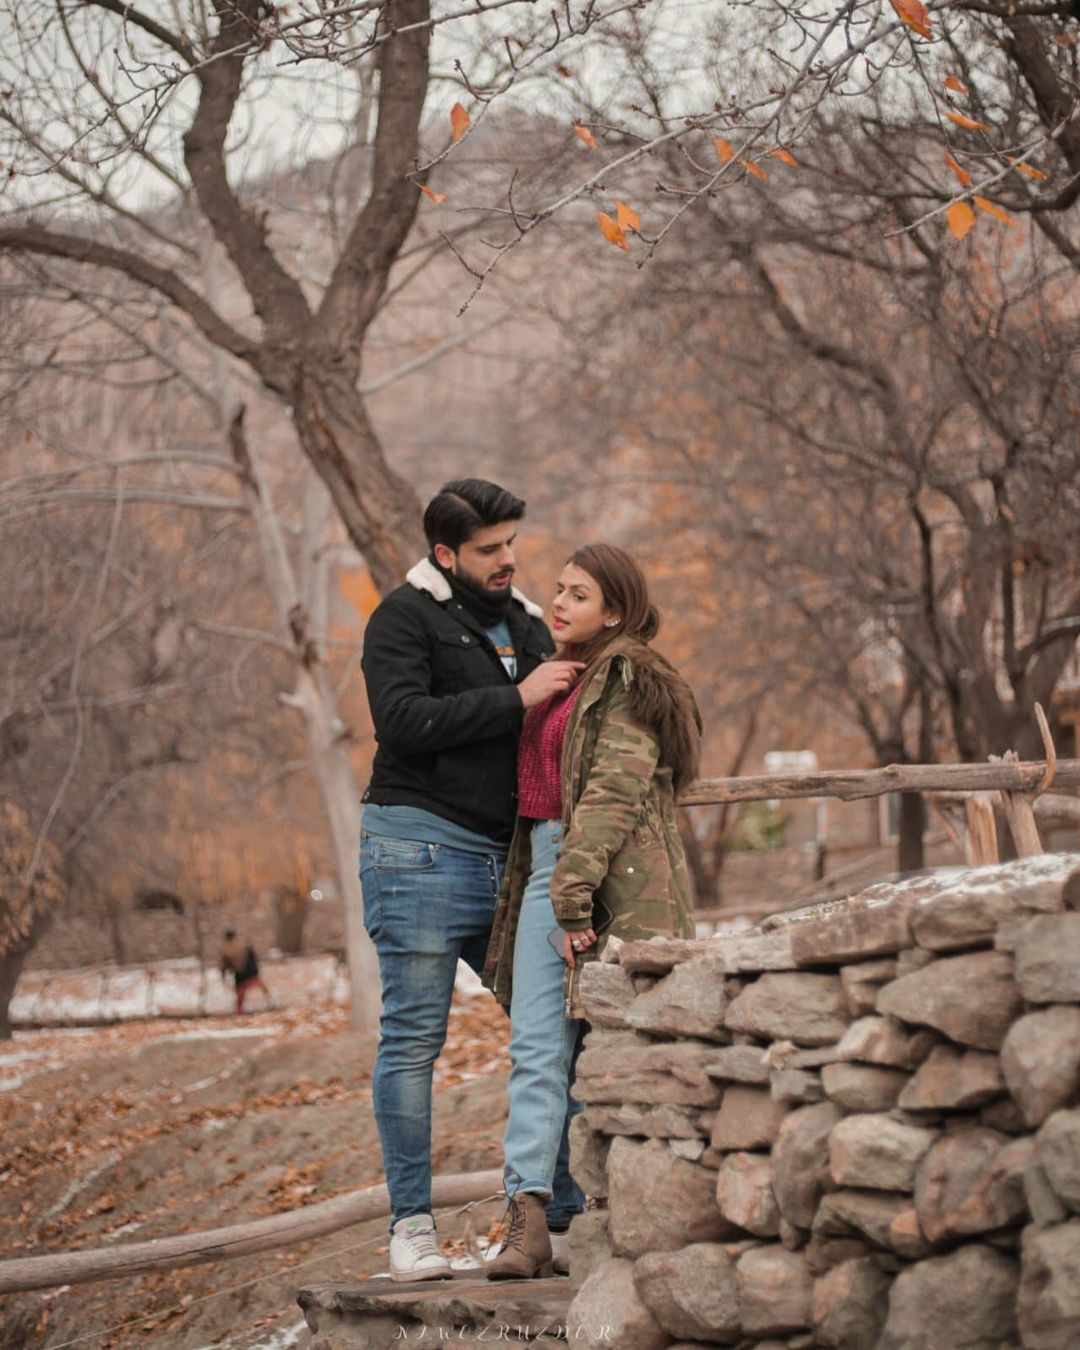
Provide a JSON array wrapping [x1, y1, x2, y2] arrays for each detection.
[[517, 683, 583, 820]]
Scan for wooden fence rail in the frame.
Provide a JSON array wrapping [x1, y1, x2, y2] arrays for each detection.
[[678, 758, 1080, 806], [0, 1169, 503, 1295]]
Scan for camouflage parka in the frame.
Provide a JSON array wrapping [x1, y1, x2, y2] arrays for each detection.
[[483, 636, 702, 1015]]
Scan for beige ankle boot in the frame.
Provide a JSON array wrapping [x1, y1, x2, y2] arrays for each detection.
[[485, 1193, 554, 1280]]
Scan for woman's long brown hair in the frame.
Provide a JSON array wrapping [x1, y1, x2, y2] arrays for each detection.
[[562, 543, 661, 667]]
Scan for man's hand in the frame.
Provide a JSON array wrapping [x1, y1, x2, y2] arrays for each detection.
[[517, 661, 585, 709]]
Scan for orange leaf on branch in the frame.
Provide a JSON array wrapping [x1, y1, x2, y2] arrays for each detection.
[[597, 211, 628, 251], [974, 195, 1011, 224], [573, 123, 599, 150], [945, 153, 971, 187], [450, 103, 470, 142], [944, 75, 969, 94], [420, 184, 447, 204], [615, 200, 640, 233], [946, 111, 988, 132], [740, 159, 767, 180], [946, 200, 976, 240], [1010, 159, 1047, 180], [770, 148, 798, 167], [714, 137, 735, 165], [889, 0, 933, 39]]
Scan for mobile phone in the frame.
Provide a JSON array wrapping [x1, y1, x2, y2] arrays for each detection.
[[547, 896, 616, 961]]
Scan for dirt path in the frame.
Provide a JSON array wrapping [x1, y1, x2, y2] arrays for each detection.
[[0, 993, 511, 1349]]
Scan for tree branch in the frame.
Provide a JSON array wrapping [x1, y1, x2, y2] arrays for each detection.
[[0, 226, 258, 363]]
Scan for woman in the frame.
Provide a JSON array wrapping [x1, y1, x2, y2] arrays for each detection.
[[482, 542, 701, 1279]]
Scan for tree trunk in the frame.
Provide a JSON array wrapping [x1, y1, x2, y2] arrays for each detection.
[[0, 913, 49, 1040], [285, 663, 380, 1032], [291, 367, 425, 595], [897, 792, 925, 874], [228, 412, 380, 1033]]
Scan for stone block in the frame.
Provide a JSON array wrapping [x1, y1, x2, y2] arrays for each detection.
[[772, 1102, 842, 1229], [1014, 912, 1080, 1004], [787, 892, 913, 966], [897, 1044, 1005, 1112], [877, 950, 1023, 1051], [1001, 1005, 1080, 1127], [710, 1085, 789, 1151], [624, 957, 730, 1040], [724, 972, 850, 1047], [1024, 1159, 1068, 1227], [569, 1114, 610, 1197], [888, 1206, 933, 1260], [879, 1243, 1018, 1349], [1037, 1109, 1080, 1213], [913, 1128, 1031, 1244], [566, 1256, 668, 1350], [583, 1102, 712, 1141], [828, 1114, 936, 1191], [617, 931, 797, 975], [574, 1033, 725, 1109], [715, 1151, 780, 1237], [908, 854, 1080, 952], [813, 1189, 908, 1250], [735, 1244, 813, 1336], [836, 1015, 936, 1069], [632, 1243, 740, 1343], [811, 1256, 891, 1350], [702, 1043, 771, 1085], [578, 961, 636, 1028], [771, 1068, 825, 1104], [821, 1062, 908, 1113], [568, 1208, 611, 1287], [840, 958, 898, 1016], [1018, 1220, 1080, 1350], [606, 1136, 737, 1258]]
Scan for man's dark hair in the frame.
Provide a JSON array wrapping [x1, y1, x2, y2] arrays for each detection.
[[423, 479, 525, 552]]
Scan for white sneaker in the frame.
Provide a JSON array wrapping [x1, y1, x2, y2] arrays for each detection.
[[389, 1214, 453, 1283], [550, 1229, 570, 1276]]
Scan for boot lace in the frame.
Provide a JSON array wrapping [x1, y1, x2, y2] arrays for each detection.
[[504, 1197, 528, 1251]]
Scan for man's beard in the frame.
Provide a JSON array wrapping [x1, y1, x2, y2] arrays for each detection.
[[444, 559, 514, 625]]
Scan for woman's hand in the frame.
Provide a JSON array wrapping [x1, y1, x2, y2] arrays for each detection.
[[563, 927, 597, 967]]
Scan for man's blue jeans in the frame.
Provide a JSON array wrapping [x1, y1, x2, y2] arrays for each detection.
[[359, 829, 582, 1229], [503, 820, 586, 1226]]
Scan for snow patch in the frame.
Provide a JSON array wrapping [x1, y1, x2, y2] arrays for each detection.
[[151, 1025, 285, 1045]]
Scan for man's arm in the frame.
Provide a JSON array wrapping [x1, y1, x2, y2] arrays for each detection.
[[362, 600, 525, 755]]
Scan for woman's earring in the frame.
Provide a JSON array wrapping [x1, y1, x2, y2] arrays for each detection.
[[604, 618, 620, 628]]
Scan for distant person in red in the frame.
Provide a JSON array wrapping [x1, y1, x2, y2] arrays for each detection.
[[219, 929, 271, 1013]]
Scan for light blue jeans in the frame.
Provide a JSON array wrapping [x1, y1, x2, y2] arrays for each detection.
[[503, 820, 586, 1227], [359, 829, 581, 1229]]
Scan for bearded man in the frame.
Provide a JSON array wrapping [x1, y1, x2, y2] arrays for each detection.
[[359, 479, 583, 1281]]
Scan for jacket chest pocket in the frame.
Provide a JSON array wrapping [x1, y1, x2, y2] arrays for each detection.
[[434, 630, 498, 688]]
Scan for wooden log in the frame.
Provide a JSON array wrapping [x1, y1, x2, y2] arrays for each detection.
[[0, 1168, 503, 1295], [1000, 791, 1044, 858], [679, 759, 1080, 806], [965, 792, 1000, 866]]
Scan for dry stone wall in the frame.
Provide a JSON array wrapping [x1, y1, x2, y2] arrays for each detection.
[[565, 854, 1080, 1350]]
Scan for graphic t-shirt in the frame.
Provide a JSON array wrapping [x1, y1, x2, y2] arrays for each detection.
[[484, 619, 517, 679]]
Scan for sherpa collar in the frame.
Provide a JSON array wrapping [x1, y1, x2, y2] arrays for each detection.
[[406, 557, 545, 620]]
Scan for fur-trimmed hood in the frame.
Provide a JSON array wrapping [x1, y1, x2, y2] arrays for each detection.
[[592, 638, 703, 792], [406, 556, 544, 620]]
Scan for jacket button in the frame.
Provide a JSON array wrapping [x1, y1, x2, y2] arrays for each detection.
[[461, 634, 470, 643], [627, 866, 635, 874]]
